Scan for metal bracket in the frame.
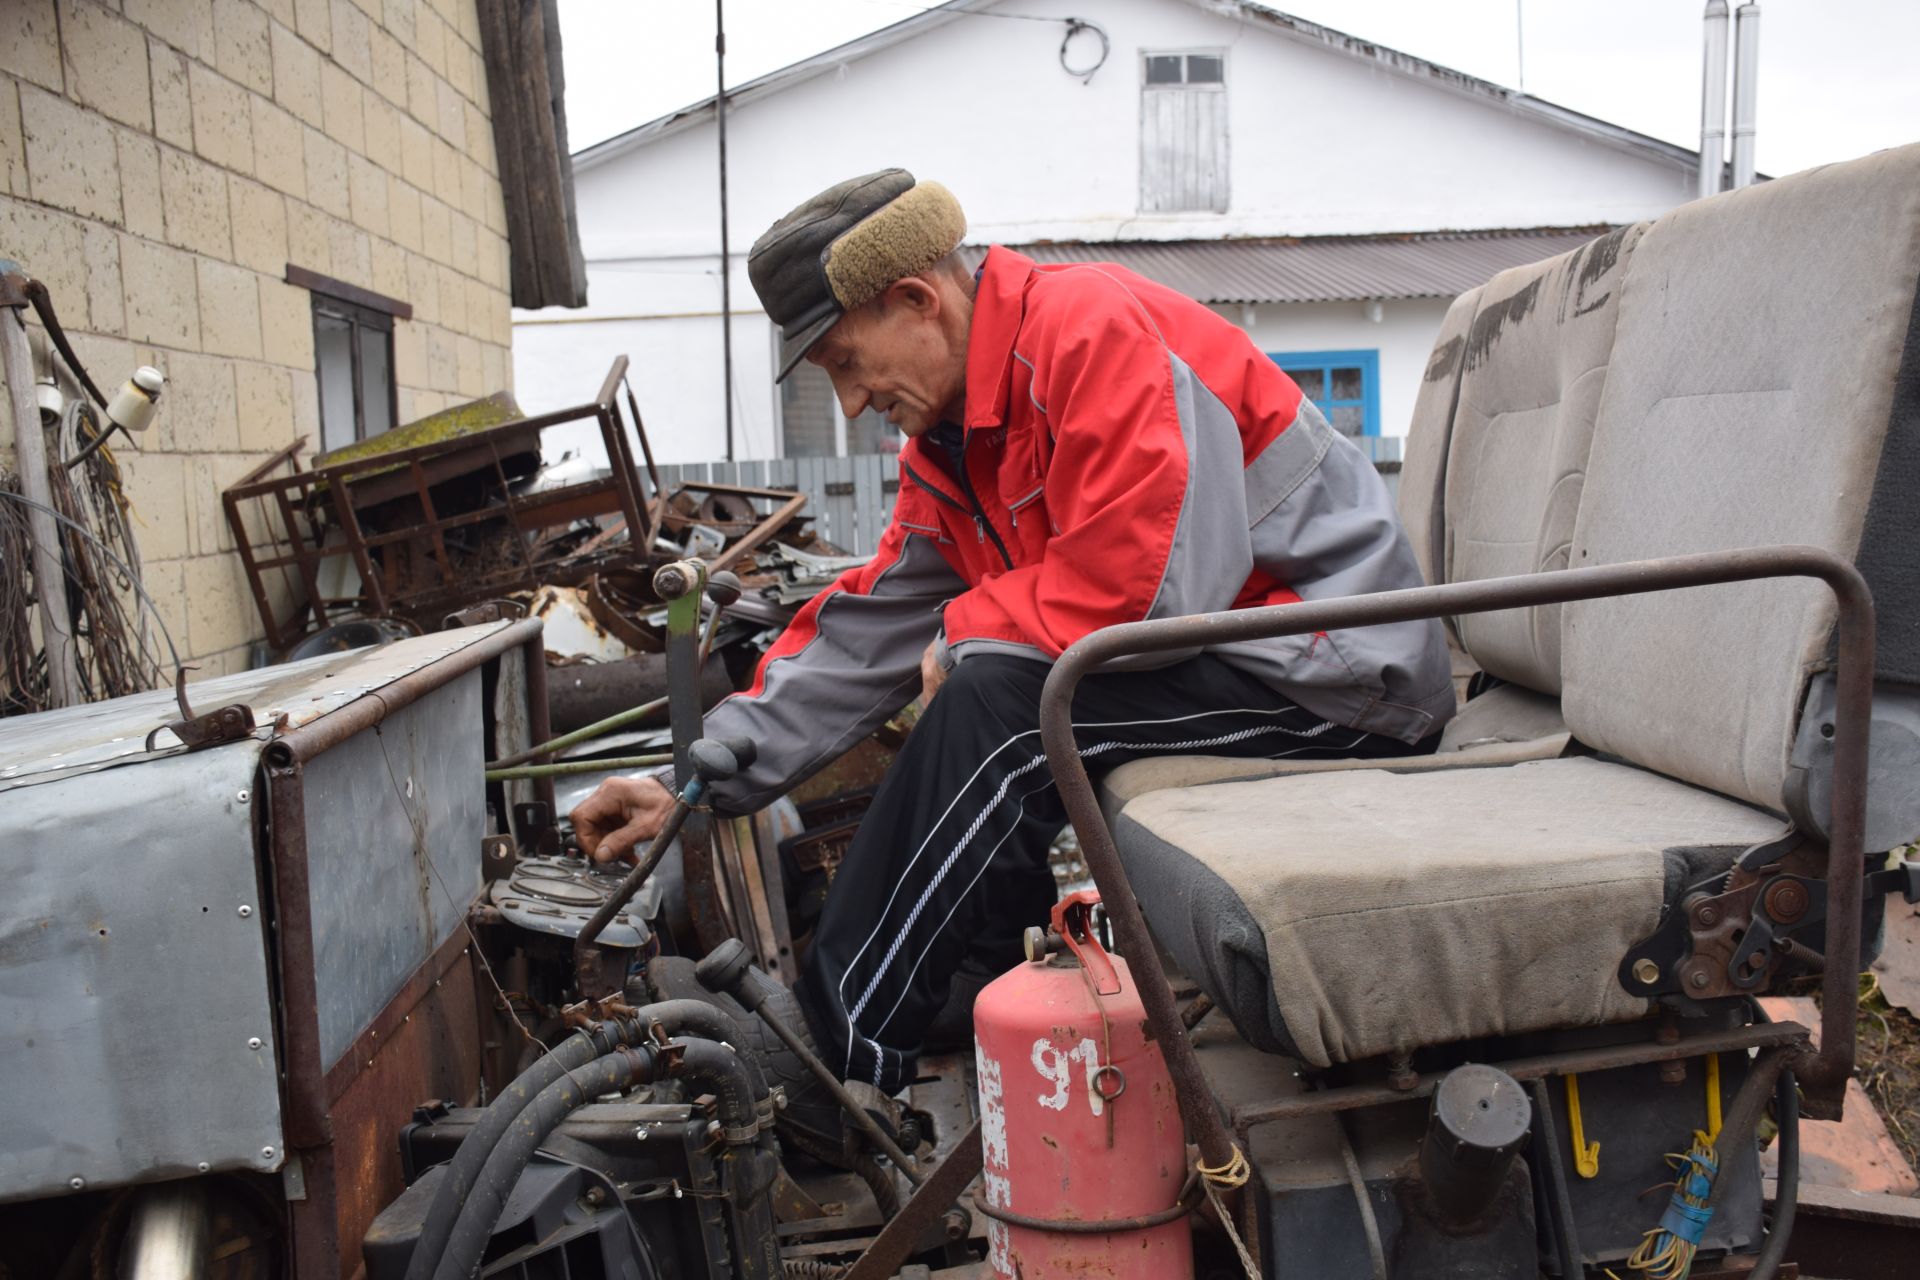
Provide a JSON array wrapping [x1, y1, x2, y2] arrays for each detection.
[[145, 666, 257, 752]]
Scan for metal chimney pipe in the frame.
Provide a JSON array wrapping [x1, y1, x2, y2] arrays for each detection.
[[1731, 2, 1761, 189], [1698, 1, 1730, 198]]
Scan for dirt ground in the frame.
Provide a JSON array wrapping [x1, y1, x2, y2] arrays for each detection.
[[1856, 981, 1920, 1174]]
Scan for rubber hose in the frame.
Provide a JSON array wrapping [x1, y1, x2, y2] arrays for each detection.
[[1749, 1068, 1800, 1280], [404, 1020, 634, 1280], [671, 1038, 763, 1134], [631, 1000, 770, 1101], [431, 1048, 658, 1280]]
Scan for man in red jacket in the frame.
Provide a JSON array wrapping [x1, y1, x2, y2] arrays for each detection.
[[573, 170, 1453, 1113]]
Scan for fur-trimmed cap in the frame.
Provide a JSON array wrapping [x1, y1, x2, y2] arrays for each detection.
[[748, 169, 967, 381]]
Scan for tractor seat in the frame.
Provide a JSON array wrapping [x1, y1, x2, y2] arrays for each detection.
[[1112, 756, 1784, 1068], [1106, 143, 1920, 1069]]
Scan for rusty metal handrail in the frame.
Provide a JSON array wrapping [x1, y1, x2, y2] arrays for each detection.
[[1039, 545, 1874, 1166]]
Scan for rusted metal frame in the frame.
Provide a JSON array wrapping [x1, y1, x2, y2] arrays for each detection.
[[665, 483, 809, 574], [406, 457, 458, 587], [225, 440, 312, 640], [267, 618, 544, 767], [483, 432, 542, 587], [595, 390, 650, 562], [842, 1121, 984, 1280], [520, 628, 557, 815], [1039, 546, 1874, 1167], [314, 458, 390, 617], [1231, 1019, 1809, 1129], [621, 377, 668, 550], [320, 926, 474, 1102]]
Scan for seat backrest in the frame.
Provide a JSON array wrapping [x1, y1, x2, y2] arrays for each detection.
[[1440, 224, 1647, 693], [1560, 144, 1920, 840], [1398, 286, 1479, 595]]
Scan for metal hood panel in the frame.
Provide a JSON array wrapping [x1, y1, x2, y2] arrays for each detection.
[[0, 622, 511, 793], [0, 740, 283, 1202]]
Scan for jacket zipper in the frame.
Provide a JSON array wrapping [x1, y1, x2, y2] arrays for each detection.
[[1006, 484, 1044, 529], [902, 457, 1015, 571]]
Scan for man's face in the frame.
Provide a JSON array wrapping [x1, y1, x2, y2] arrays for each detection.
[[805, 276, 967, 438]]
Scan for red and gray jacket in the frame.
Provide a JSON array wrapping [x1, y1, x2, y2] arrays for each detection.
[[693, 247, 1455, 813]]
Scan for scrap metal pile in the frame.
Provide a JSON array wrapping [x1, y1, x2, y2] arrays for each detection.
[[221, 357, 860, 687]]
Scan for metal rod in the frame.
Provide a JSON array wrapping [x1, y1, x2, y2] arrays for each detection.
[[715, 0, 734, 462], [487, 694, 668, 770], [572, 780, 702, 998], [754, 993, 923, 1183], [1041, 546, 1871, 1166], [1699, 0, 1731, 198], [0, 295, 80, 706], [120, 1178, 212, 1280], [485, 752, 671, 781]]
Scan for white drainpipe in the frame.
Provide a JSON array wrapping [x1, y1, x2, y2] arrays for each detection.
[[1698, 1, 1730, 199], [1731, 2, 1761, 189]]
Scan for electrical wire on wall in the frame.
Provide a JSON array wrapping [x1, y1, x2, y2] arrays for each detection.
[[851, 2, 1110, 81], [0, 343, 169, 715]]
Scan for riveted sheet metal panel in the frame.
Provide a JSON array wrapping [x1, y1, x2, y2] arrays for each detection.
[[0, 742, 283, 1201], [300, 669, 484, 1069]]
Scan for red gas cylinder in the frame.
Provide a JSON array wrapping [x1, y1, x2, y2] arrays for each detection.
[[972, 890, 1193, 1279]]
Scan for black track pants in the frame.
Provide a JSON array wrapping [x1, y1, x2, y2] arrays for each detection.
[[794, 653, 1427, 1092]]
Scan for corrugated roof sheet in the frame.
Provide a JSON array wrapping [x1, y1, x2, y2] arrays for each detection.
[[1003, 228, 1610, 305]]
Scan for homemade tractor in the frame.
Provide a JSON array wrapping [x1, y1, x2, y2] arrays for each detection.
[[4, 144, 1920, 1280]]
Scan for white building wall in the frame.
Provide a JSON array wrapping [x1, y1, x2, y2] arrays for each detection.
[[519, 0, 1697, 456]]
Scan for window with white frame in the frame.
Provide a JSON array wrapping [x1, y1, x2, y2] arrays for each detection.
[[1140, 50, 1228, 214], [778, 360, 899, 458]]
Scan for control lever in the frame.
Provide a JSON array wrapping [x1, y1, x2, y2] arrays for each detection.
[[571, 736, 758, 998], [696, 937, 923, 1183], [698, 570, 743, 670]]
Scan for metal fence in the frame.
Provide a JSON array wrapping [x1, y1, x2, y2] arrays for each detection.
[[656, 436, 1403, 558]]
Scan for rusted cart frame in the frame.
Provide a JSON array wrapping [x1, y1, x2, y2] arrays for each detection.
[[225, 359, 663, 650], [1038, 545, 1874, 1176], [262, 618, 549, 1277]]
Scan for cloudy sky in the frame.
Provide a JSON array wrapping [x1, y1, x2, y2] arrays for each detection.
[[556, 0, 1917, 179]]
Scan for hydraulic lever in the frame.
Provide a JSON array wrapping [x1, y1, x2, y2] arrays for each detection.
[[572, 735, 757, 999]]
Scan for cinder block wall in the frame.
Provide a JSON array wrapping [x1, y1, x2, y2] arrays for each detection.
[[0, 0, 512, 676]]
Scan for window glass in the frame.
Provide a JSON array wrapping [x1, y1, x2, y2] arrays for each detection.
[[1329, 405, 1367, 438], [845, 408, 900, 456], [358, 326, 393, 436], [1145, 54, 1184, 85], [1185, 54, 1224, 83], [315, 313, 357, 453], [1269, 351, 1379, 438], [780, 361, 838, 457]]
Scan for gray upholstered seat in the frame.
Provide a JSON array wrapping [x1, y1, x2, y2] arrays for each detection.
[[1116, 758, 1783, 1068], [1110, 143, 1920, 1066]]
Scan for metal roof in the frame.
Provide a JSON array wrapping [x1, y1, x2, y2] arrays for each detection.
[[1002, 228, 1610, 305], [574, 2, 1704, 179]]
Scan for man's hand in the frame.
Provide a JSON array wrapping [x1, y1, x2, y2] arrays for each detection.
[[569, 774, 675, 864], [920, 637, 948, 707]]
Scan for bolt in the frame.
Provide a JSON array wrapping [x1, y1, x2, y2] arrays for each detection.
[[943, 1208, 969, 1240], [1693, 901, 1722, 928], [1689, 968, 1711, 990], [197, 1162, 210, 1173], [248, 1037, 263, 1050], [1386, 1053, 1417, 1091], [1765, 880, 1810, 922], [261, 1146, 275, 1160], [237, 904, 253, 918], [236, 789, 250, 803], [1632, 958, 1661, 986], [69, 1177, 85, 1191], [584, 1186, 606, 1206], [1660, 1060, 1687, 1085]]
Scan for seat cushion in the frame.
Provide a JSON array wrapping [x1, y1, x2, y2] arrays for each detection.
[[1099, 683, 1569, 825], [1113, 757, 1785, 1069]]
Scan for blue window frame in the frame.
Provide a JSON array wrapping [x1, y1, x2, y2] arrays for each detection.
[[1267, 349, 1380, 438]]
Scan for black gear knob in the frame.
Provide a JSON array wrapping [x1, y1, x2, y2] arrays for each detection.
[[706, 570, 743, 608], [695, 936, 786, 1015], [687, 736, 758, 783]]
